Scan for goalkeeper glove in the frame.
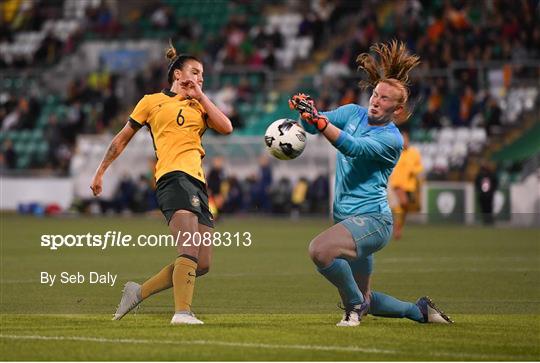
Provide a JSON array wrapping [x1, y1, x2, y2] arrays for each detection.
[[289, 93, 329, 132]]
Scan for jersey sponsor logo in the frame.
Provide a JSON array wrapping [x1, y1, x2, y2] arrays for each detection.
[[351, 217, 366, 226], [191, 195, 200, 208]]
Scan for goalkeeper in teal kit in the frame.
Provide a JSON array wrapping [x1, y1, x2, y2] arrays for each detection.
[[289, 41, 452, 326]]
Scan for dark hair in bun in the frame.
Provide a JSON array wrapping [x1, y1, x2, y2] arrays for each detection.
[[166, 39, 200, 85]]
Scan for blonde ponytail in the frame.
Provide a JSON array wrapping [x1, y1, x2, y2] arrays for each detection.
[[356, 40, 420, 122]]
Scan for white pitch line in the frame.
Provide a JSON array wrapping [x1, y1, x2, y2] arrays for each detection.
[[0, 334, 535, 360], [0, 334, 393, 354]]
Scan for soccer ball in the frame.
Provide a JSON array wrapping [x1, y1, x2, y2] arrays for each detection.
[[264, 119, 306, 160]]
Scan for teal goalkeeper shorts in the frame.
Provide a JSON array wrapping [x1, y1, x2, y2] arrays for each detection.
[[339, 213, 393, 275]]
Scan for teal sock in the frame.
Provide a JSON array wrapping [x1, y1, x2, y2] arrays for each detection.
[[317, 258, 363, 306], [369, 291, 424, 322]]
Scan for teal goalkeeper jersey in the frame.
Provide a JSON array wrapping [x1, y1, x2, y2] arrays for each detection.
[[301, 104, 403, 222]]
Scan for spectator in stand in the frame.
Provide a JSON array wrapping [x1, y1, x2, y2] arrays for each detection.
[[483, 94, 502, 136], [207, 156, 225, 211], [254, 155, 273, 212], [271, 177, 292, 214], [263, 44, 278, 70], [322, 51, 351, 80], [308, 174, 329, 214], [101, 88, 119, 130], [339, 87, 357, 106], [1, 102, 20, 132], [150, 4, 174, 30], [299, 11, 324, 48], [228, 108, 244, 130], [2, 139, 17, 169], [291, 177, 309, 218], [243, 174, 257, 212], [421, 102, 442, 129], [458, 85, 475, 126], [475, 160, 498, 225], [44, 113, 63, 168], [113, 174, 136, 213], [133, 175, 157, 213], [236, 76, 253, 103], [0, 96, 38, 131], [214, 83, 237, 117], [93, 2, 120, 36], [64, 101, 85, 143], [223, 176, 243, 213], [55, 143, 73, 175], [34, 31, 63, 66]]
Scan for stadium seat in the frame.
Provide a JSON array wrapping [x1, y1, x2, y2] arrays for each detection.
[[433, 155, 449, 172], [438, 127, 454, 144], [423, 155, 434, 173], [455, 127, 470, 143]]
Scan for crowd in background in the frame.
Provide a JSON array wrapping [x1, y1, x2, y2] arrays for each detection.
[[317, 0, 539, 129], [0, 65, 120, 172], [1, 0, 539, 174], [80, 156, 330, 217]]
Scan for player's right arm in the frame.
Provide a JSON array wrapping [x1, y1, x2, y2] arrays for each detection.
[[90, 122, 139, 196], [91, 96, 149, 197]]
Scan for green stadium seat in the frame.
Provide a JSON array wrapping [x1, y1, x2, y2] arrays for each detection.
[[39, 141, 48, 153], [411, 129, 426, 142], [18, 130, 31, 142], [26, 142, 38, 154], [238, 103, 251, 116], [31, 129, 43, 140], [16, 155, 30, 169], [7, 131, 21, 143], [13, 141, 25, 153]]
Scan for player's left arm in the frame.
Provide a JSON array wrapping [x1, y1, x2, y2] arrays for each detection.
[[299, 113, 396, 163], [199, 95, 233, 135], [329, 129, 400, 164], [290, 94, 398, 163], [182, 80, 233, 135], [289, 94, 353, 134]]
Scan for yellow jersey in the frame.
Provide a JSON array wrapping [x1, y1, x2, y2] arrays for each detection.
[[389, 146, 423, 192], [129, 89, 208, 183]]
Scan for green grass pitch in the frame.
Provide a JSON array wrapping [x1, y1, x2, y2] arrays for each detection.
[[1, 214, 539, 360]]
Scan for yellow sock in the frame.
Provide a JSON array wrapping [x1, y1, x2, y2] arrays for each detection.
[[173, 256, 198, 312], [141, 263, 174, 300], [391, 208, 400, 225]]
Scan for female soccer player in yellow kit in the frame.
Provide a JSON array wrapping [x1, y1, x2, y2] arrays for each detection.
[[90, 43, 233, 324], [389, 129, 423, 239]]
